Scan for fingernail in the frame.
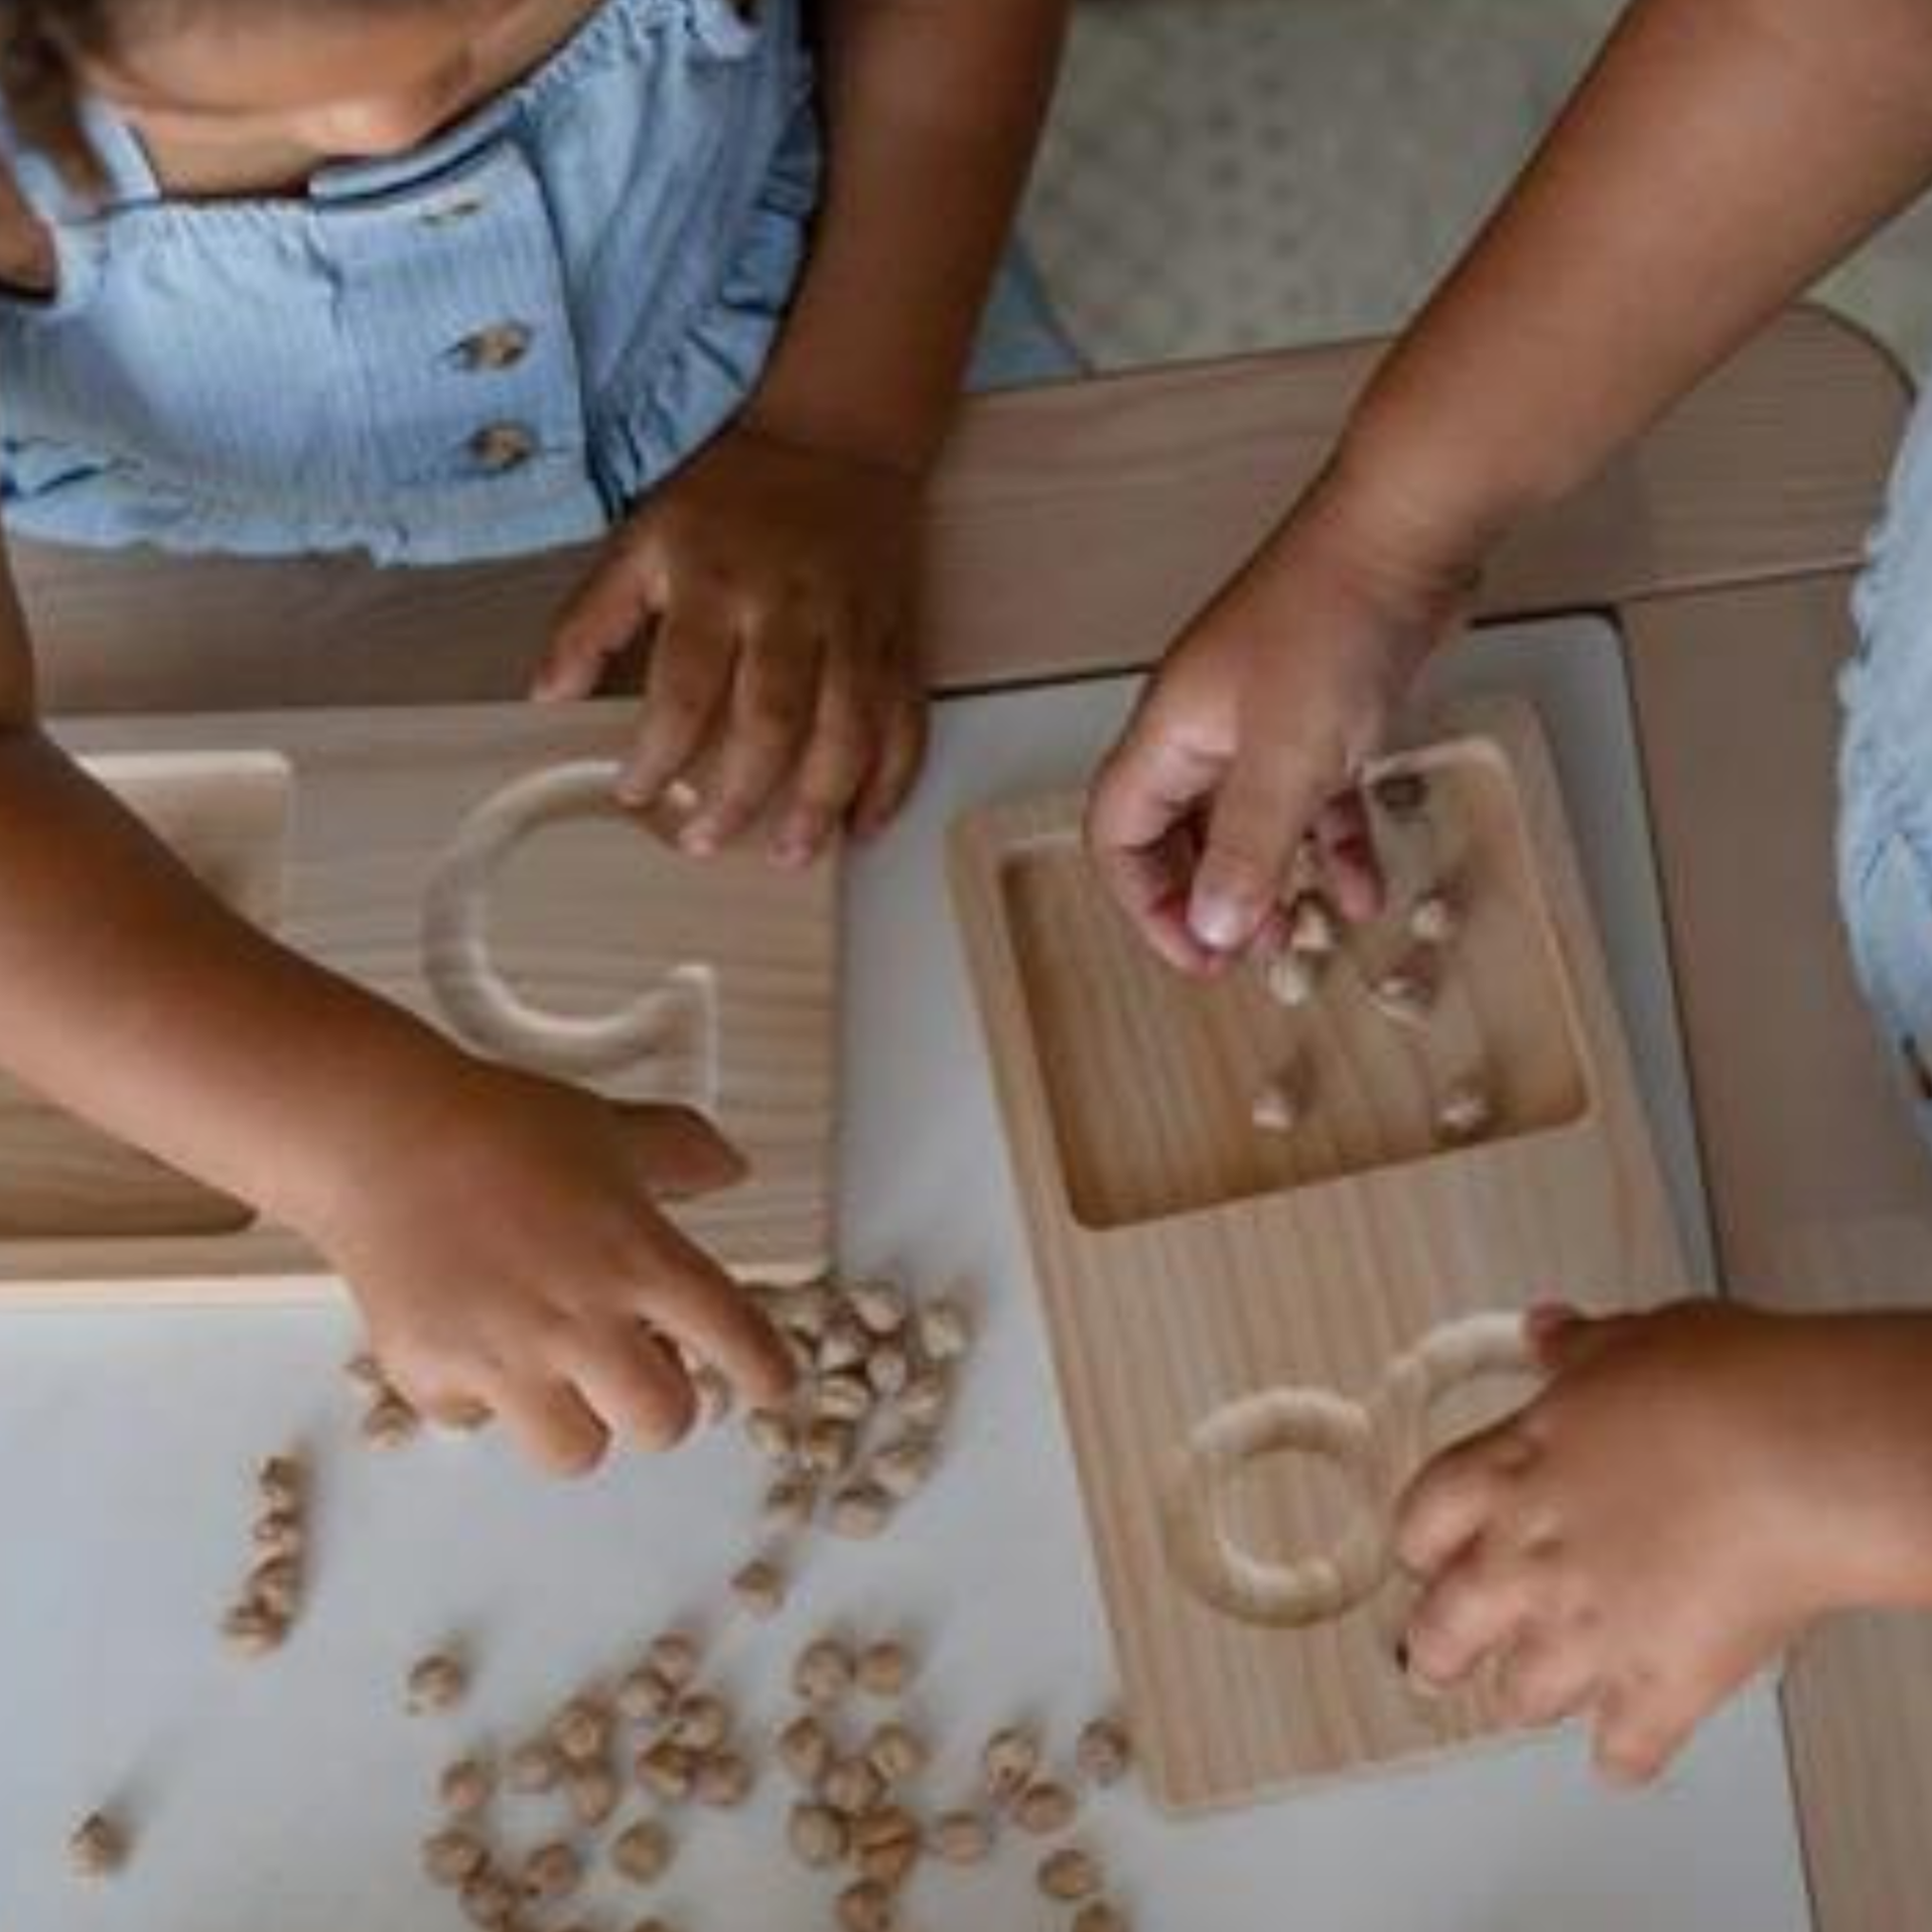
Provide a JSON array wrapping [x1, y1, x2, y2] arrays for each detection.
[[1187, 887, 1249, 951], [680, 824, 718, 857]]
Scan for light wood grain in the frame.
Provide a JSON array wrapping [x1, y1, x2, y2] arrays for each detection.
[[6, 310, 1901, 720], [1625, 577, 1932, 1932], [0, 700, 836, 1298], [951, 696, 1688, 1809]]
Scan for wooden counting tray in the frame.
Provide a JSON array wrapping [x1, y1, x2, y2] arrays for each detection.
[[950, 695, 1690, 1811], [0, 699, 837, 1301]]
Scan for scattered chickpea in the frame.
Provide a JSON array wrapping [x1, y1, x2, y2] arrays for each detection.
[[612, 1818, 675, 1884], [982, 1725, 1041, 1805], [361, 1391, 421, 1449], [1015, 1780, 1078, 1835], [423, 1827, 488, 1886], [914, 1299, 971, 1363], [406, 1650, 469, 1716], [670, 1691, 730, 1754], [221, 1600, 287, 1656], [1410, 887, 1457, 945], [521, 1840, 584, 1901], [256, 1453, 304, 1511], [1287, 889, 1340, 957], [440, 1754, 495, 1816], [822, 1755, 886, 1818], [856, 1639, 915, 1700], [866, 1724, 926, 1785], [814, 1373, 874, 1425], [617, 1664, 676, 1725], [550, 1695, 612, 1763], [635, 1740, 698, 1802], [646, 1630, 702, 1688], [801, 1417, 859, 1477], [762, 1475, 818, 1534], [247, 1555, 303, 1620], [1038, 1846, 1103, 1902], [869, 1436, 936, 1502], [252, 1509, 303, 1558], [929, 1810, 994, 1864], [1250, 1078, 1302, 1136], [460, 1867, 518, 1926], [793, 1637, 856, 1707], [731, 1556, 788, 1620], [68, 1810, 126, 1879], [828, 1483, 895, 1541], [1436, 1076, 1497, 1145], [850, 1282, 909, 1336], [1263, 949, 1318, 1009], [1369, 952, 1439, 1028], [865, 1344, 911, 1399], [789, 1800, 848, 1868], [896, 1370, 952, 1431], [851, 1805, 921, 1890], [836, 1878, 895, 1932], [745, 1409, 798, 1465], [779, 1713, 835, 1786], [1075, 1716, 1133, 1789]]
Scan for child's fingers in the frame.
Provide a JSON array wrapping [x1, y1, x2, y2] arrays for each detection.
[[489, 1373, 613, 1477], [1494, 1628, 1598, 1728], [535, 553, 657, 702], [1592, 1682, 1694, 1788], [1085, 720, 1228, 977], [619, 610, 740, 810], [679, 623, 824, 854], [850, 673, 927, 841], [567, 1319, 698, 1452], [1311, 790, 1384, 921], [616, 1103, 748, 1199], [1393, 1425, 1527, 1576], [1404, 1551, 1537, 1689], [1190, 728, 1336, 956], [618, 1204, 794, 1406], [771, 647, 872, 867]]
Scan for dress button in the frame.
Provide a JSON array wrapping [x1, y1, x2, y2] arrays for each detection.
[[470, 422, 538, 472], [454, 322, 533, 371]]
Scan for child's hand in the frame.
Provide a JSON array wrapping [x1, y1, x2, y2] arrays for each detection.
[[1394, 1303, 1932, 1784], [533, 423, 927, 868], [1085, 467, 1474, 974], [311, 1057, 794, 1474]]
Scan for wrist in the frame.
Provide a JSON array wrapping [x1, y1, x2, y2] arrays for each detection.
[[260, 1017, 483, 1246], [740, 376, 943, 484]]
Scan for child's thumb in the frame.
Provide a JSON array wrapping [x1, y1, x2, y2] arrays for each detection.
[[617, 1104, 749, 1199]]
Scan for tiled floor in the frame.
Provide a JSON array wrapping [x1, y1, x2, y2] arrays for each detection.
[[1027, 0, 1932, 381]]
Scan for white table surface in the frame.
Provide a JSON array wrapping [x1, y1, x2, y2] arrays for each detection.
[[0, 616, 1811, 1932]]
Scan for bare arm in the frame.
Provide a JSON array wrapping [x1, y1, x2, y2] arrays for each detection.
[[0, 541, 790, 1466], [1090, 0, 1932, 964], [0, 557, 456, 1234], [748, 0, 1070, 472], [1339, 0, 1932, 545]]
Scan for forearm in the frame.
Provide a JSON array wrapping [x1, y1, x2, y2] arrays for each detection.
[[0, 727, 462, 1236], [749, 0, 1068, 474], [1332, 0, 1932, 557]]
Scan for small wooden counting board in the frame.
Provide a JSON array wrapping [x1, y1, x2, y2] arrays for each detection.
[[950, 696, 1690, 1811], [0, 699, 837, 1302]]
